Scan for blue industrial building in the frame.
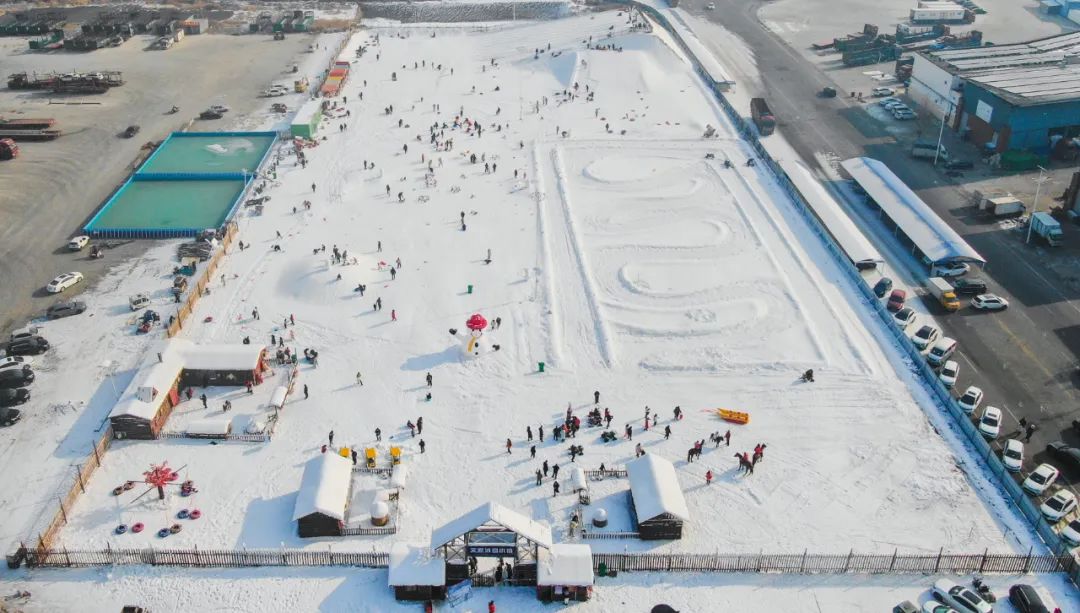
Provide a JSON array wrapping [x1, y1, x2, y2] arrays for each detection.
[[961, 64, 1080, 153]]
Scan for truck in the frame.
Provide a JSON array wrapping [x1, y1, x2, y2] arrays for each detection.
[[1030, 212, 1063, 247], [750, 98, 775, 136], [911, 140, 947, 161], [978, 195, 1024, 217], [927, 277, 960, 311]]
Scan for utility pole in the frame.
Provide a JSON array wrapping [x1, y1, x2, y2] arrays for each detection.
[[934, 102, 952, 166], [1026, 166, 1051, 244]]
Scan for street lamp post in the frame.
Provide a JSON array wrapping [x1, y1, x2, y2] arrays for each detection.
[[934, 99, 954, 167], [1026, 166, 1051, 244]]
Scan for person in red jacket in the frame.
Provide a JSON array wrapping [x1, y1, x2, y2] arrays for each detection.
[[488, 601, 496, 613], [706, 470, 713, 485]]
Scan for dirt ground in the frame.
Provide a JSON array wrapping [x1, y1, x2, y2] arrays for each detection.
[[0, 32, 315, 334]]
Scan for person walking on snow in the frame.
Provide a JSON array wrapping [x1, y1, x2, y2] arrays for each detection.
[[552, 464, 560, 479], [664, 425, 672, 440], [536, 469, 542, 485], [304, 384, 309, 399], [527, 426, 533, 441], [391, 309, 397, 322], [673, 406, 683, 420], [375, 427, 382, 442], [506, 438, 512, 454], [356, 371, 363, 386], [328, 430, 335, 446], [594, 390, 600, 404], [539, 425, 544, 442], [488, 600, 496, 613], [706, 470, 713, 485], [725, 430, 731, 446], [417, 416, 423, 434], [311, 182, 316, 193], [426, 372, 433, 387], [200, 393, 207, 409], [553, 481, 560, 497], [419, 439, 426, 453], [543, 460, 549, 476], [530, 445, 536, 458]]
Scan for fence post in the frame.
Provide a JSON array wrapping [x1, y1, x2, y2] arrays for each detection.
[[1024, 546, 1032, 573], [934, 547, 943, 573], [64, 546, 70, 567], [979, 548, 988, 573], [58, 497, 67, 524], [844, 549, 852, 573], [92, 438, 102, 465], [76, 464, 86, 493], [799, 549, 807, 574], [889, 548, 897, 572]]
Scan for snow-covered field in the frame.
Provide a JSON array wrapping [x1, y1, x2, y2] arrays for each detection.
[[2, 8, 1076, 611]]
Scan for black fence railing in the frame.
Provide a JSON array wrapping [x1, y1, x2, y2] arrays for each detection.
[[20, 546, 389, 568]]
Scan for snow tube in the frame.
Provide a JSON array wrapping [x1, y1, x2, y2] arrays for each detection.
[[132, 522, 145, 533], [115, 524, 128, 535], [169, 523, 183, 534], [189, 509, 202, 520], [123, 481, 136, 491], [157, 528, 171, 538], [177, 509, 190, 519], [112, 486, 125, 496], [180, 489, 191, 497]]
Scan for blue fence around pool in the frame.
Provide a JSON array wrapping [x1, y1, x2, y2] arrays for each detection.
[[622, 0, 1079, 577], [82, 131, 277, 239]]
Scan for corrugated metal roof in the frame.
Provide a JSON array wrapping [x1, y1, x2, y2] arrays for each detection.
[[924, 31, 1080, 73], [967, 64, 1080, 105], [840, 157, 985, 265]]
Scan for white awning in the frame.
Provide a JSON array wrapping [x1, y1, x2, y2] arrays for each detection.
[[626, 454, 690, 522], [840, 157, 985, 265], [430, 502, 553, 550], [783, 158, 882, 266]]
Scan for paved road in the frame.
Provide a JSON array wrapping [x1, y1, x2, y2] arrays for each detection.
[[689, 0, 1080, 482]]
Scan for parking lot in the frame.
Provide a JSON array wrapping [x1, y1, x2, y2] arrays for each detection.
[[678, 0, 1080, 539]]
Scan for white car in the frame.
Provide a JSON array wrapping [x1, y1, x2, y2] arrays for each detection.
[[46, 272, 84, 293], [971, 294, 1009, 311], [880, 97, 903, 108], [912, 324, 940, 351], [208, 104, 230, 114], [893, 307, 918, 330], [1040, 489, 1077, 521], [956, 386, 983, 414], [872, 87, 895, 97], [705, 2, 716, 8], [1023, 463, 1060, 495], [931, 578, 993, 613], [67, 235, 89, 251], [977, 406, 1001, 439], [935, 261, 970, 277], [922, 601, 959, 613], [1061, 519, 1080, 545], [894, 110, 918, 121], [939, 360, 959, 388], [0, 356, 34, 371], [1001, 439, 1024, 471]]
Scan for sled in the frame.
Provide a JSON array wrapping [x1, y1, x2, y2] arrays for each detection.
[[715, 409, 749, 425]]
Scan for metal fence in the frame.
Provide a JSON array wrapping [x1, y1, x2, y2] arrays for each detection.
[[340, 525, 397, 536], [158, 431, 271, 443], [584, 469, 627, 480], [581, 530, 640, 540], [21, 546, 389, 569], [621, 0, 1079, 584], [593, 551, 1076, 575]]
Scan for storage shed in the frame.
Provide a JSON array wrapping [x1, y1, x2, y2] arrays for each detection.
[[389, 543, 447, 601], [291, 99, 322, 140], [537, 544, 594, 602], [165, 339, 266, 388], [293, 453, 353, 537], [625, 454, 689, 540], [108, 358, 182, 440]]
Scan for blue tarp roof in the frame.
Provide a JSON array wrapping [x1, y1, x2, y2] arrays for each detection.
[[840, 157, 985, 265]]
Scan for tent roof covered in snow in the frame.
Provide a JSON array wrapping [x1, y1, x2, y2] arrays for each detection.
[[108, 358, 182, 421], [157, 338, 264, 371], [430, 501, 553, 549], [388, 543, 445, 587], [626, 454, 690, 522], [537, 544, 594, 587], [292, 453, 353, 521]]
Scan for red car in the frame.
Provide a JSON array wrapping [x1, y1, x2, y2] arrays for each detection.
[[886, 289, 906, 312]]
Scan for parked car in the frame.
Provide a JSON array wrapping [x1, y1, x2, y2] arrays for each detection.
[[46, 271, 84, 293], [952, 278, 987, 295], [939, 360, 959, 387], [1023, 463, 1059, 495], [894, 110, 918, 121], [1040, 488, 1077, 521], [46, 300, 86, 320], [935, 261, 970, 277], [0, 407, 20, 427], [894, 307, 918, 330], [922, 601, 959, 613], [0, 388, 29, 407], [199, 110, 223, 120], [67, 235, 89, 251], [887, 289, 907, 312], [879, 97, 902, 107], [977, 406, 1002, 439], [913, 325, 941, 350], [0, 366, 34, 389], [972, 294, 1009, 311], [208, 104, 230, 114], [956, 386, 983, 414], [927, 337, 958, 366], [2, 337, 49, 356], [1008, 584, 1049, 613], [1045, 441, 1080, 473], [894, 601, 919, 613], [873, 277, 893, 298], [122, 125, 140, 138], [944, 159, 974, 171], [1002, 439, 1024, 471], [0, 356, 33, 371], [1061, 519, 1080, 545], [931, 578, 993, 613], [872, 87, 895, 97]]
